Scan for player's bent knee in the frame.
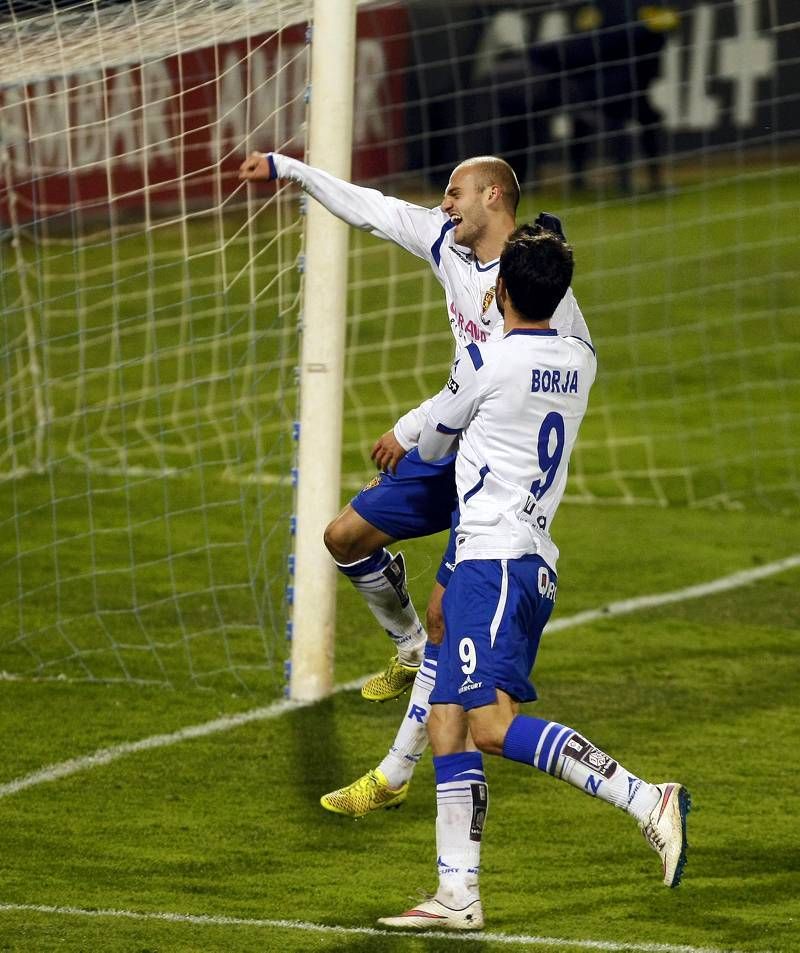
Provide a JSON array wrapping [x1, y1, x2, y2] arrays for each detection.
[[323, 507, 391, 565], [322, 520, 347, 561], [323, 519, 366, 564]]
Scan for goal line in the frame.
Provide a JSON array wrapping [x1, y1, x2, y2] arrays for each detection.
[[0, 900, 753, 953]]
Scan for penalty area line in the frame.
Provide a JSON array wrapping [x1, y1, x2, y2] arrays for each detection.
[[0, 902, 751, 953], [547, 552, 800, 632], [1, 552, 798, 802]]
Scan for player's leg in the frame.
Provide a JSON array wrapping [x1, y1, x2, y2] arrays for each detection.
[[324, 503, 426, 693], [320, 538, 451, 816], [324, 450, 456, 704], [371, 533, 449, 788], [377, 704, 486, 932], [495, 708, 690, 886], [456, 556, 691, 888], [372, 585, 441, 777], [378, 564, 490, 932]]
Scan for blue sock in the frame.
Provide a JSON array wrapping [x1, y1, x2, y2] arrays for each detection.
[[334, 549, 424, 660], [502, 714, 572, 774], [433, 750, 484, 785], [335, 548, 390, 578], [434, 751, 487, 903], [502, 715, 660, 819]]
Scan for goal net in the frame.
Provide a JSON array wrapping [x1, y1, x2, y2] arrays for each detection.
[[1, 0, 798, 692], [338, 0, 799, 514], [0, 0, 313, 689]]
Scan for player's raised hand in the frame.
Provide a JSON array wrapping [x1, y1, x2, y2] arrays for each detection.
[[534, 211, 566, 242], [238, 152, 277, 182], [371, 430, 407, 474]]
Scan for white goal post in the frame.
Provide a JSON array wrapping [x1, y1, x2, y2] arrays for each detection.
[[289, 0, 357, 702]]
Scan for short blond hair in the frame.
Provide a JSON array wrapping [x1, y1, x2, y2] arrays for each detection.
[[455, 156, 520, 213]]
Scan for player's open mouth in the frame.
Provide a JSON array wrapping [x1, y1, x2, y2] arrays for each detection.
[[450, 215, 462, 224]]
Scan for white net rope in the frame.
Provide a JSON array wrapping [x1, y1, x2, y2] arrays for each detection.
[[337, 0, 800, 513], [0, 0, 314, 688], [1, 0, 312, 85]]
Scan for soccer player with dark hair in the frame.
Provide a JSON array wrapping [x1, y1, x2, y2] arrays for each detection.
[[377, 229, 690, 931], [239, 151, 589, 816]]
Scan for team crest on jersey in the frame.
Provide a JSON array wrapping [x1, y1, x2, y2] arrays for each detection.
[[481, 287, 496, 324]]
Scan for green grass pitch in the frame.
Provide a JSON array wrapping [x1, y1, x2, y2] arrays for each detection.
[[0, 168, 799, 951]]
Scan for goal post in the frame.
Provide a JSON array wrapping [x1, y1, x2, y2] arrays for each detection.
[[289, 0, 357, 702]]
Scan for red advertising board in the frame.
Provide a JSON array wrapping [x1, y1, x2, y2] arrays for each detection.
[[0, 4, 410, 227]]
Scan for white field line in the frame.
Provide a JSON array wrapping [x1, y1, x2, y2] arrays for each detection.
[[0, 677, 367, 800], [0, 901, 754, 953], [1, 552, 798, 803], [545, 552, 800, 632]]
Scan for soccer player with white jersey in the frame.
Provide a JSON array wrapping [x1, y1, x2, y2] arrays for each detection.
[[378, 227, 691, 932], [238, 152, 590, 816]]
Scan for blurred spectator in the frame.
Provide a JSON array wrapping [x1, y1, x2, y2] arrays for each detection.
[[530, 1, 680, 192], [474, 2, 679, 192]]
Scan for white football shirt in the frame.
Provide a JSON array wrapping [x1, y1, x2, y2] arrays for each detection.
[[271, 155, 591, 446], [418, 331, 596, 569]]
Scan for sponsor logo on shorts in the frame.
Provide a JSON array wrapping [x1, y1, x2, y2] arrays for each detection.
[[361, 475, 381, 492], [563, 732, 618, 778], [537, 566, 558, 602], [446, 376, 459, 394], [458, 674, 483, 695]]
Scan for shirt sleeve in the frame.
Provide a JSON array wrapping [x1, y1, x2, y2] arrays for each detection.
[[551, 287, 592, 346], [418, 344, 484, 462], [271, 154, 447, 264], [393, 399, 433, 451]]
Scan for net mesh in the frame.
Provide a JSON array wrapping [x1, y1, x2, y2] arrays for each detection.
[[1, 0, 798, 689], [0, 0, 312, 688], [339, 0, 800, 513]]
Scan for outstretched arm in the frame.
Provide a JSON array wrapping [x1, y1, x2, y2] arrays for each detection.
[[239, 152, 446, 262], [551, 287, 592, 346]]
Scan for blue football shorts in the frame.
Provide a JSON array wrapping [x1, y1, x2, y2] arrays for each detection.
[[431, 555, 558, 711], [350, 447, 458, 544], [434, 508, 460, 589]]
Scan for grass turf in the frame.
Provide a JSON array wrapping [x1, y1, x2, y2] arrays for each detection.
[[0, 167, 798, 950], [0, 502, 798, 952]]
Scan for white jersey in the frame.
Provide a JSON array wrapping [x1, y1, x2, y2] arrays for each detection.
[[418, 330, 596, 570], [271, 155, 591, 446]]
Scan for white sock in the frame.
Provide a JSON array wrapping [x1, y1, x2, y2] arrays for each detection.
[[377, 644, 438, 788], [433, 752, 487, 905], [336, 550, 426, 664]]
